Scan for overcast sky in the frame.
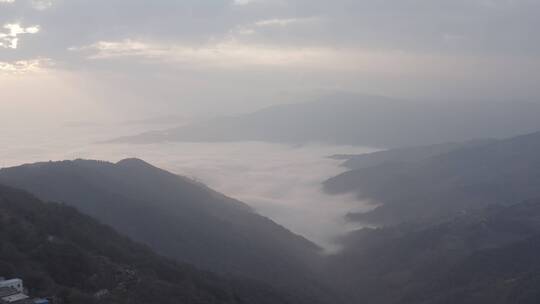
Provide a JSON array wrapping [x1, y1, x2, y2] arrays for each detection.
[[1, 0, 539, 126]]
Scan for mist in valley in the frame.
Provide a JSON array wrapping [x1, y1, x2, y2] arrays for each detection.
[[0, 124, 376, 251]]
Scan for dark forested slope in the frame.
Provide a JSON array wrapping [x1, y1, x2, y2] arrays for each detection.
[[0, 184, 303, 304], [325, 200, 540, 304], [409, 234, 540, 304]]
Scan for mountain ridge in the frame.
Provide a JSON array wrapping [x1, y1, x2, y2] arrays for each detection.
[[324, 130, 540, 225], [0, 183, 306, 304], [0, 158, 334, 304]]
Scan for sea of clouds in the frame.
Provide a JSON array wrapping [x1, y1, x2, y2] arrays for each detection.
[[0, 124, 376, 251]]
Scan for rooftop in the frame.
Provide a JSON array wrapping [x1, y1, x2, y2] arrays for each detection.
[[0, 288, 18, 299], [1, 293, 29, 303]]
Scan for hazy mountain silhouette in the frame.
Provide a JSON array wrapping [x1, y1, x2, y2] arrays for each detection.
[[0, 159, 336, 304], [110, 95, 540, 148], [331, 139, 495, 170]]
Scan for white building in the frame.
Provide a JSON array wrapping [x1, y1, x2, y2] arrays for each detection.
[[0, 278, 48, 304], [0, 280, 23, 294], [1, 293, 29, 303]]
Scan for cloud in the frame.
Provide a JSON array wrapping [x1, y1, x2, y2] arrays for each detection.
[[254, 17, 316, 27], [31, 0, 53, 10], [0, 0, 53, 9], [0, 134, 378, 251], [0, 57, 50, 73], [233, 0, 262, 6], [71, 38, 361, 70], [0, 23, 40, 49], [4, 0, 540, 66], [157, 142, 378, 251]]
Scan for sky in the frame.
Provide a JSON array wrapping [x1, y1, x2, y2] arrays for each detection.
[[1, 0, 540, 127]]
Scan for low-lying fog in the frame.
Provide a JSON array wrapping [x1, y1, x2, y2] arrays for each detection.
[[0, 125, 376, 251]]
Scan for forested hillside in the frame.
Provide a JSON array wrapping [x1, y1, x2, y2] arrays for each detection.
[[0, 184, 302, 304], [0, 159, 335, 304]]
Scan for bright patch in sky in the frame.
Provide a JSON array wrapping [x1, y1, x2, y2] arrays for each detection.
[[233, 0, 258, 6], [73, 39, 358, 69], [0, 0, 53, 9], [32, 0, 53, 10], [0, 58, 50, 73], [0, 23, 40, 49], [255, 18, 313, 27]]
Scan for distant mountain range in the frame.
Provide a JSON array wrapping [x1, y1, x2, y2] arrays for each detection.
[[0, 159, 335, 304], [110, 95, 540, 148], [330, 139, 496, 170], [320, 129, 540, 303]]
